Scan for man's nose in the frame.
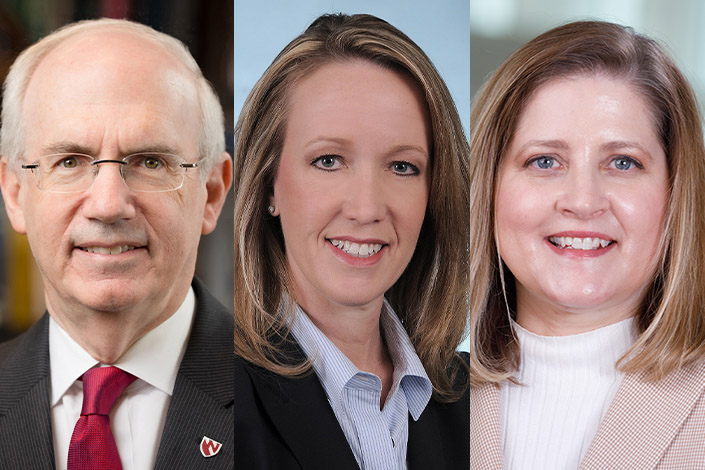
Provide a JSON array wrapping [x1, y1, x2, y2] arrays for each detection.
[[80, 161, 136, 223]]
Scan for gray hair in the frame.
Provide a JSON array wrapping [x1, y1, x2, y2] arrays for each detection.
[[0, 18, 224, 178]]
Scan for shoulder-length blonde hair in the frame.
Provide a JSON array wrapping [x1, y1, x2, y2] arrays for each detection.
[[234, 13, 470, 400], [470, 20, 705, 386]]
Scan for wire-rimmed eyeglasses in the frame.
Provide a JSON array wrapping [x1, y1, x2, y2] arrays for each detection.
[[20, 153, 199, 193]]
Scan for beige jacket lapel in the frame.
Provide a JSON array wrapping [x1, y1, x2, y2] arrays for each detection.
[[580, 361, 705, 469], [470, 382, 504, 469]]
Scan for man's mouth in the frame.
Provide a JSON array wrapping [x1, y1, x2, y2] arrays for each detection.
[[329, 239, 384, 258], [548, 236, 614, 251], [78, 245, 138, 255]]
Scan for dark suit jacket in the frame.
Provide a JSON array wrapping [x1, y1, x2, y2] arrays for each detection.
[[0, 278, 234, 469], [234, 340, 469, 469]]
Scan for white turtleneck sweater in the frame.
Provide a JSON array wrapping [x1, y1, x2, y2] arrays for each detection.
[[501, 318, 638, 470]]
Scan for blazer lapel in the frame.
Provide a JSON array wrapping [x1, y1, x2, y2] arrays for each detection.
[[408, 389, 470, 470], [408, 403, 449, 469], [470, 382, 504, 470], [154, 280, 234, 470], [0, 314, 56, 469], [581, 361, 705, 469], [245, 343, 359, 470]]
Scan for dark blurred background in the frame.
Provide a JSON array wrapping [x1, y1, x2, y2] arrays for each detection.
[[0, 0, 234, 342]]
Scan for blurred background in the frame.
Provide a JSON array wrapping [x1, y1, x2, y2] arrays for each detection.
[[234, 0, 470, 351], [234, 0, 470, 145], [0, 0, 234, 341], [471, 0, 705, 110]]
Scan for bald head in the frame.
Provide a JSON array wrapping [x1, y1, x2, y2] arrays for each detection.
[[1, 19, 225, 176], [23, 30, 201, 165], [30, 28, 198, 107]]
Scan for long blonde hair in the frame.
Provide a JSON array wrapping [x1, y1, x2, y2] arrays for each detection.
[[234, 13, 470, 400], [470, 20, 705, 386]]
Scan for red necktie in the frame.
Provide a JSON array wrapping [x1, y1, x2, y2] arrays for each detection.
[[67, 366, 137, 470]]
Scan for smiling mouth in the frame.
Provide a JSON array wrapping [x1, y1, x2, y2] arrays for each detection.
[[78, 245, 138, 255], [548, 236, 614, 250], [329, 239, 384, 258]]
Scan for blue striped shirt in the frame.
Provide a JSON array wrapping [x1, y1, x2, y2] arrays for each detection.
[[290, 299, 433, 470]]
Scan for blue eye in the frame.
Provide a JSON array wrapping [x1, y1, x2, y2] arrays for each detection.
[[612, 156, 642, 170], [391, 161, 420, 176], [530, 156, 556, 169], [312, 155, 341, 170]]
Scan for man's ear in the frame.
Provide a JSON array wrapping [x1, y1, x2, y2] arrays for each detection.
[[201, 151, 233, 235], [0, 156, 27, 234]]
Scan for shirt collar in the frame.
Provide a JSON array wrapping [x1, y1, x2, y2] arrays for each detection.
[[49, 286, 195, 406], [379, 301, 433, 420], [289, 298, 432, 420]]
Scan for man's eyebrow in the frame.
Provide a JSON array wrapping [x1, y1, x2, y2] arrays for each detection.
[[42, 142, 93, 155], [40, 142, 181, 157], [122, 145, 182, 156]]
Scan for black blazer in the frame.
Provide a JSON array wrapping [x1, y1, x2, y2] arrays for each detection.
[[0, 279, 234, 469], [234, 340, 469, 469]]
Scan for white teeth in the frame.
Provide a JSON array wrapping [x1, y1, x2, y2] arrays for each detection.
[[82, 245, 136, 255], [329, 239, 383, 258], [548, 236, 612, 251]]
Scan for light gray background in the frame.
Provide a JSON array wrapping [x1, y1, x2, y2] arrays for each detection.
[[234, 0, 470, 351], [234, 0, 469, 136], [471, 0, 705, 110]]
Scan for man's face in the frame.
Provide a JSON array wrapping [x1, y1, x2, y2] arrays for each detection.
[[1, 31, 223, 329]]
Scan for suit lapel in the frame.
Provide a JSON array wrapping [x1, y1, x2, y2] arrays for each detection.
[[0, 314, 56, 469], [581, 361, 705, 469], [408, 403, 448, 469], [154, 280, 234, 470], [244, 343, 359, 470], [408, 391, 470, 470], [470, 382, 504, 470], [409, 354, 469, 470]]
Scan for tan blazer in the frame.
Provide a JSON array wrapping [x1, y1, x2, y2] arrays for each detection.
[[471, 361, 705, 469]]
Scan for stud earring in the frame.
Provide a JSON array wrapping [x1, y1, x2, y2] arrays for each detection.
[[268, 205, 276, 214]]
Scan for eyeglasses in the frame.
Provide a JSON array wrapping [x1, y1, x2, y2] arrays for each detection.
[[21, 153, 199, 193]]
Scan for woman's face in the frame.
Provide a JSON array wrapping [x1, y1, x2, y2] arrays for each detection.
[[272, 60, 431, 314], [495, 75, 668, 334]]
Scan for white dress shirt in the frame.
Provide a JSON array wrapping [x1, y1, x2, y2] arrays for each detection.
[[290, 299, 433, 470], [50, 287, 195, 470]]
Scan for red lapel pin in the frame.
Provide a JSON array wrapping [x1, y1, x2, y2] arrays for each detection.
[[200, 436, 223, 457]]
